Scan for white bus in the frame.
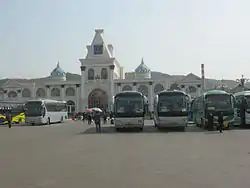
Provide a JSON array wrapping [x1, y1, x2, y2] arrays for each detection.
[[113, 91, 147, 131], [234, 91, 250, 126], [25, 99, 67, 125], [153, 90, 191, 130]]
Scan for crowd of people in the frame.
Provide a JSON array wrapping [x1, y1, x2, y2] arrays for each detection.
[[73, 110, 114, 132]]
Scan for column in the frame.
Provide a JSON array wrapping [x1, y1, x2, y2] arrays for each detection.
[[3, 90, 7, 100], [117, 83, 121, 93], [17, 89, 22, 100], [148, 81, 153, 112], [46, 85, 50, 98], [32, 81, 36, 99], [80, 66, 86, 112], [76, 84, 80, 112], [133, 82, 137, 91], [61, 85, 65, 101], [109, 65, 115, 110], [197, 84, 201, 96]]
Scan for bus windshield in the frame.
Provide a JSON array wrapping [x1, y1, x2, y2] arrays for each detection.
[[114, 96, 143, 117], [205, 94, 231, 109], [158, 93, 187, 112], [244, 96, 250, 108], [25, 101, 43, 117]]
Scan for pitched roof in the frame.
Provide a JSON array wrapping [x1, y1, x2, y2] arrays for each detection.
[[180, 73, 201, 81]]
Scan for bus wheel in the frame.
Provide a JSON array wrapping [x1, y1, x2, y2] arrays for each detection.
[[140, 127, 143, 132], [47, 118, 50, 125], [116, 128, 120, 132]]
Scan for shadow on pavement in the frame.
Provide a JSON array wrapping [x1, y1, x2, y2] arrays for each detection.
[[81, 125, 206, 134], [204, 131, 223, 134]]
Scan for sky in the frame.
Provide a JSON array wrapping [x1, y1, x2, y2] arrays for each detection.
[[1, 0, 250, 80]]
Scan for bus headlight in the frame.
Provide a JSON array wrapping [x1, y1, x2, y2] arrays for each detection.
[[181, 108, 187, 112]]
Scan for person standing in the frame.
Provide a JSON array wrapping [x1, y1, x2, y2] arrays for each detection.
[[94, 111, 101, 132], [218, 112, 224, 133]]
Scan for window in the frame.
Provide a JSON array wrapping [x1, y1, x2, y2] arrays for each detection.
[[94, 45, 103, 55], [122, 85, 132, 91], [8, 91, 17, 98], [51, 88, 60, 97], [45, 102, 67, 112], [66, 87, 75, 96], [36, 88, 45, 97], [154, 84, 164, 94], [88, 69, 94, 80], [101, 68, 108, 79], [22, 88, 31, 98]]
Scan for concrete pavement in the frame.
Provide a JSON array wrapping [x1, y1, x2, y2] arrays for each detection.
[[0, 120, 250, 188]]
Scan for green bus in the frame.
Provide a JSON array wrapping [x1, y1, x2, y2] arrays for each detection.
[[234, 91, 250, 126], [192, 90, 236, 129]]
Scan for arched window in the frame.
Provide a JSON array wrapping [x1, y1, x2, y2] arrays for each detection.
[[22, 88, 31, 98], [101, 68, 108, 79], [36, 88, 45, 97], [8, 91, 17, 98], [170, 83, 180, 90], [51, 88, 60, 97], [138, 85, 149, 96], [154, 84, 164, 94], [65, 87, 75, 96], [88, 68, 94, 80], [122, 85, 132, 91]]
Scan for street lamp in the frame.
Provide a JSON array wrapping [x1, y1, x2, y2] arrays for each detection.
[[236, 75, 249, 91]]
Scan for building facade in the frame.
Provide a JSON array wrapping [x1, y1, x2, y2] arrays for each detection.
[[1, 29, 237, 113]]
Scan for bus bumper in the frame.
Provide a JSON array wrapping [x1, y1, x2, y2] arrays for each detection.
[[114, 118, 144, 128], [156, 116, 187, 128], [25, 117, 43, 125]]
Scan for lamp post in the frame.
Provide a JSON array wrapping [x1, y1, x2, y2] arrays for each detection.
[[236, 75, 249, 91]]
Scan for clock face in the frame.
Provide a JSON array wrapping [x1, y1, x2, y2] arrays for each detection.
[[94, 45, 103, 55]]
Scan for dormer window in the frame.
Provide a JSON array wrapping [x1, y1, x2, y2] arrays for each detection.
[[94, 45, 103, 55]]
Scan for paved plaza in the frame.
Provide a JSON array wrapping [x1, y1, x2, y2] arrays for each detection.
[[0, 120, 250, 188]]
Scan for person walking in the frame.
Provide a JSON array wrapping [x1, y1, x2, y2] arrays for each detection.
[[103, 112, 107, 124], [94, 111, 101, 133], [88, 113, 92, 124], [207, 113, 214, 131], [218, 112, 224, 133], [6, 112, 12, 128]]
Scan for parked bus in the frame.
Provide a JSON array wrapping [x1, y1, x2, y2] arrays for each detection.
[[153, 90, 191, 130], [193, 90, 236, 129], [234, 91, 250, 126], [25, 99, 67, 125], [113, 91, 147, 131]]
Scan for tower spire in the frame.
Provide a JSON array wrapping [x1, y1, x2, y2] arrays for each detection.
[[141, 57, 144, 64]]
